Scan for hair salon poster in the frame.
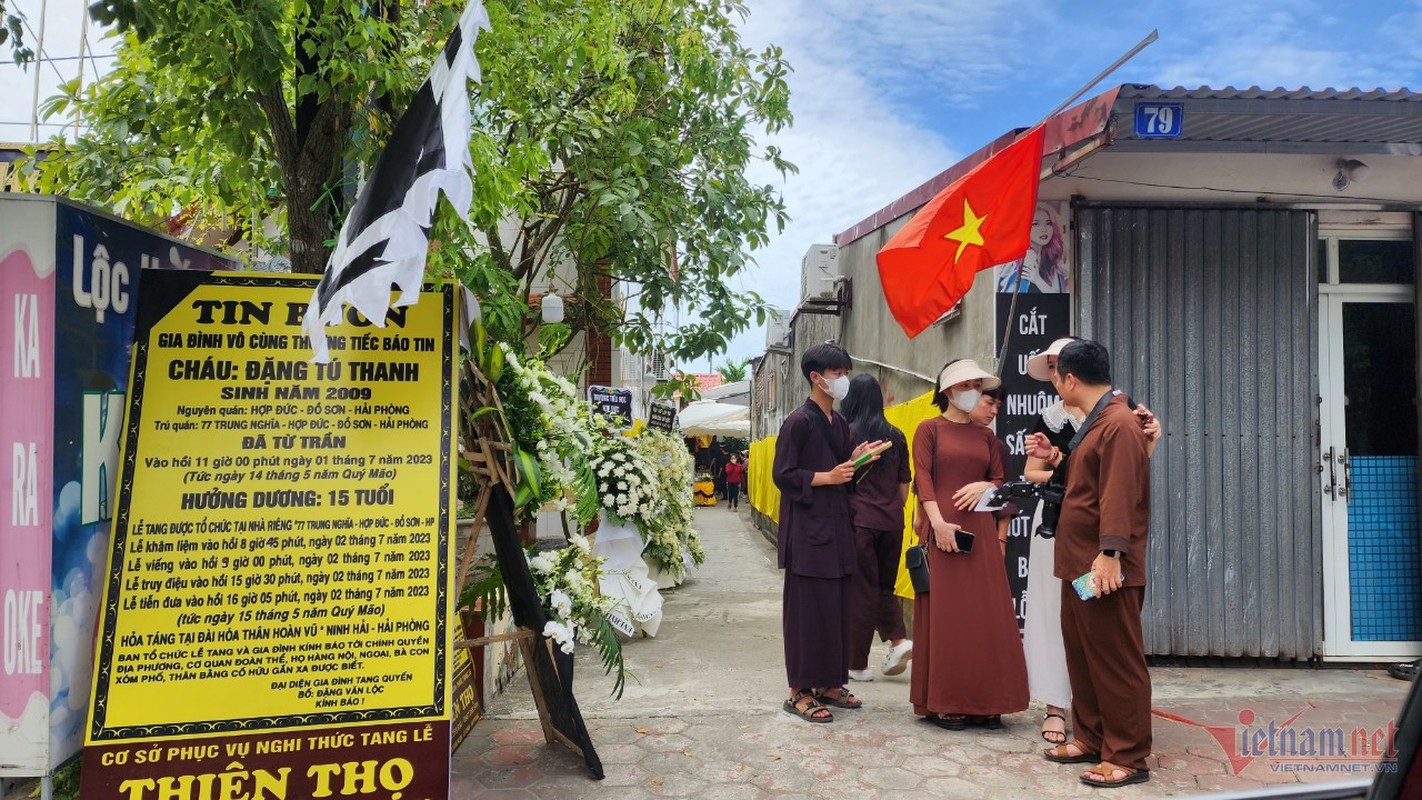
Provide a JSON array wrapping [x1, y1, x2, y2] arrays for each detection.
[[993, 201, 1070, 629]]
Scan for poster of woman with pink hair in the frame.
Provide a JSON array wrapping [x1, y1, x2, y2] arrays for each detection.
[[996, 202, 1069, 294]]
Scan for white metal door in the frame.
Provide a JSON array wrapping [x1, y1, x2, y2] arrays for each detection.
[[1319, 290, 1422, 659]]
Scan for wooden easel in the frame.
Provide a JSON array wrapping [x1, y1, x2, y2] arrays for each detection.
[[453, 360, 589, 761]]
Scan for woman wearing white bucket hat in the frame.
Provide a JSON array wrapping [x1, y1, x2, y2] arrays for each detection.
[[908, 359, 1028, 730], [1022, 338, 1162, 746]]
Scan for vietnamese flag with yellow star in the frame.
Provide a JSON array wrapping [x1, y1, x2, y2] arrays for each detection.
[[876, 125, 1046, 338]]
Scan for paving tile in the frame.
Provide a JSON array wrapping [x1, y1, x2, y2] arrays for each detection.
[[748, 767, 817, 794], [689, 784, 771, 800], [593, 762, 653, 788], [448, 509, 1410, 800], [900, 753, 964, 778], [857, 765, 924, 790], [1196, 772, 1273, 792], [473, 765, 545, 791], [636, 732, 698, 753], [688, 760, 757, 785], [480, 745, 545, 768], [640, 771, 704, 798], [594, 742, 647, 765], [525, 773, 607, 797], [919, 776, 989, 798], [491, 725, 548, 746]]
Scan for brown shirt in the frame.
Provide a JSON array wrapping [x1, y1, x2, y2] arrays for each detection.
[[848, 426, 911, 531], [1054, 394, 1151, 586], [773, 400, 857, 578]]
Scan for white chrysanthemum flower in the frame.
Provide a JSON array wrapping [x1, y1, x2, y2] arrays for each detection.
[[528, 552, 558, 574]]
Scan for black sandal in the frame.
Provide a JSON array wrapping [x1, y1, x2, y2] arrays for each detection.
[[817, 686, 863, 709], [971, 714, 1003, 730], [1388, 660, 1419, 681], [1041, 712, 1067, 744], [928, 713, 967, 731], [782, 689, 833, 723]]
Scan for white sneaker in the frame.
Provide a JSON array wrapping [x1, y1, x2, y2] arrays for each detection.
[[848, 669, 875, 682], [881, 640, 913, 676]]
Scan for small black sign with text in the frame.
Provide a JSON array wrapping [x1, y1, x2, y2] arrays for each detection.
[[589, 385, 633, 428], [648, 401, 677, 433]]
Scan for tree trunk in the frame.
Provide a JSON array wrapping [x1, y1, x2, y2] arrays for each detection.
[[254, 0, 346, 275], [287, 172, 335, 275]]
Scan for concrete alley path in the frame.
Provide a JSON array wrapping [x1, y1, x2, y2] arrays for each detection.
[[450, 506, 1411, 799]]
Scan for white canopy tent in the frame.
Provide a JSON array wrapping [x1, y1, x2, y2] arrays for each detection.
[[677, 399, 750, 437]]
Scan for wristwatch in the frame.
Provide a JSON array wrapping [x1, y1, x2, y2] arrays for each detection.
[[1101, 549, 1122, 559]]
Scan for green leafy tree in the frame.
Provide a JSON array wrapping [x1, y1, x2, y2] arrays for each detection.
[[717, 358, 749, 383], [1, 2, 32, 65], [27, 0, 794, 367]]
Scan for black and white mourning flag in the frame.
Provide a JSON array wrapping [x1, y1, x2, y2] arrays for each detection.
[[304, 0, 490, 362]]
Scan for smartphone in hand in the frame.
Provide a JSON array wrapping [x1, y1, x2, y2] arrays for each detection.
[[954, 530, 975, 553], [1071, 570, 1125, 600]]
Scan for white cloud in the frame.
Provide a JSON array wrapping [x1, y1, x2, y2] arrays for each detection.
[[1150, 0, 1421, 90], [699, 0, 965, 370]]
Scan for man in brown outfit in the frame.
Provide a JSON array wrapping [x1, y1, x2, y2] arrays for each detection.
[[1029, 339, 1152, 789]]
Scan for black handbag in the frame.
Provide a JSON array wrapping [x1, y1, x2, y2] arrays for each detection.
[[904, 543, 929, 594]]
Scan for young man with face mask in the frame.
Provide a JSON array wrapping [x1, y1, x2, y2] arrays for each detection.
[[773, 342, 883, 723], [1029, 340, 1153, 788]]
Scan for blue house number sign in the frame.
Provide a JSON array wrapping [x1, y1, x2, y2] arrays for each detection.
[[1134, 102, 1183, 138]]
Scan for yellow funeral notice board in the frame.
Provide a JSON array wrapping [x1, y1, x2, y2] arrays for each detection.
[[82, 272, 457, 800]]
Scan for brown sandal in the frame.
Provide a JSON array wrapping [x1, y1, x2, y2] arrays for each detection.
[[1080, 762, 1150, 788], [816, 686, 862, 709], [782, 689, 833, 723], [1044, 739, 1100, 764]]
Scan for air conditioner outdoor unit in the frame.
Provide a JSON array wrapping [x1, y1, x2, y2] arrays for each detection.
[[800, 244, 840, 303], [650, 350, 668, 380], [764, 308, 790, 348]]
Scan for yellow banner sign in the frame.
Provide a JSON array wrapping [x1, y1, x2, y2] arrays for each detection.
[[83, 272, 456, 797]]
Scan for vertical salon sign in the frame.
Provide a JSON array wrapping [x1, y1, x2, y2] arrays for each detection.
[[0, 200, 57, 774], [993, 200, 1071, 630]]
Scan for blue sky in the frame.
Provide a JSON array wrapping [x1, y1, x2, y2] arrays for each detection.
[[4, 0, 1422, 375], [692, 0, 1422, 373]]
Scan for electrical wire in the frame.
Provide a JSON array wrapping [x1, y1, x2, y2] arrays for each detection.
[[15, 9, 68, 86], [0, 52, 115, 64], [1058, 166, 1419, 206]]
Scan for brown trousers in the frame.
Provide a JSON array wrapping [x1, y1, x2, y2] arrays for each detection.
[[849, 526, 908, 669], [1060, 584, 1152, 771]]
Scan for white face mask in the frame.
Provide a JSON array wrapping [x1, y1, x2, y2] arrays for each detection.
[[951, 388, 981, 414], [819, 374, 850, 401]]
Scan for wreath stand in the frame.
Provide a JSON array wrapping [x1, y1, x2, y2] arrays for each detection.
[[452, 361, 591, 763]]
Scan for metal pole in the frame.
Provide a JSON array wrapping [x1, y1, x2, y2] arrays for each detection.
[[75, 0, 90, 134], [29, 0, 50, 142], [1039, 29, 1158, 124], [996, 29, 1159, 376]]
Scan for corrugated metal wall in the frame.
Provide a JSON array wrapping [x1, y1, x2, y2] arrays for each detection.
[[1075, 205, 1323, 659]]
